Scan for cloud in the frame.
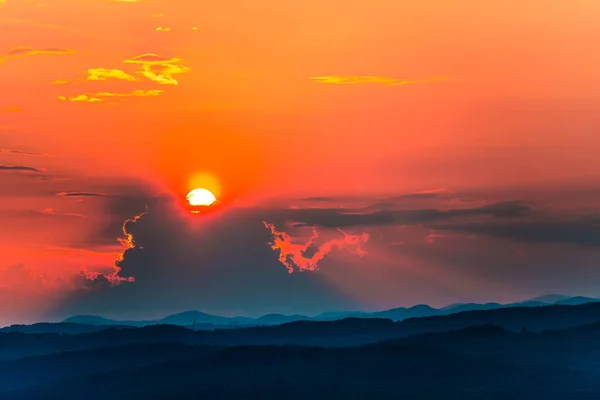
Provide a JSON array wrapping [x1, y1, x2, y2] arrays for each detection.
[[86, 68, 137, 82], [0, 264, 71, 325], [311, 76, 447, 85], [155, 27, 171, 32], [0, 46, 75, 63], [388, 189, 453, 201], [58, 89, 163, 102], [0, 164, 41, 172], [51, 79, 69, 85], [52, 193, 363, 319], [56, 192, 106, 197], [89, 197, 527, 283], [96, 90, 163, 98], [79, 212, 141, 285], [298, 190, 455, 205], [124, 54, 190, 85], [138, 64, 189, 85], [58, 94, 102, 102], [44, 184, 600, 321], [0, 264, 48, 290], [431, 217, 600, 247], [0, 148, 48, 156], [263, 222, 369, 273], [275, 201, 531, 229], [125, 54, 180, 65], [38, 208, 87, 219]]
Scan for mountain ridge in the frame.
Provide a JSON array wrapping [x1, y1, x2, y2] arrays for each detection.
[[53, 294, 600, 330]]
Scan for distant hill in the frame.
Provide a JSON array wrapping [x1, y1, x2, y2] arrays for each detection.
[[0, 323, 130, 335], [157, 310, 232, 326], [3, 302, 600, 361], [255, 314, 310, 325], [58, 294, 600, 329], [440, 302, 503, 313], [526, 294, 571, 303], [371, 304, 441, 320], [63, 315, 145, 327], [555, 296, 600, 306]]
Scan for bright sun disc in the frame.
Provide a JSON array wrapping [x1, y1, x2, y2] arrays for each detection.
[[186, 188, 217, 206]]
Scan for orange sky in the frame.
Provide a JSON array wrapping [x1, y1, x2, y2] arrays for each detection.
[[2, 0, 600, 324]]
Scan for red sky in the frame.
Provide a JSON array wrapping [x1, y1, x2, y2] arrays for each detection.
[[1, 0, 600, 325]]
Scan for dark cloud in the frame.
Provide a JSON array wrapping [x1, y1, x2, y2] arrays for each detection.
[[387, 191, 449, 200], [51, 190, 532, 317], [45, 183, 600, 320], [281, 201, 531, 228], [52, 198, 361, 319], [432, 216, 600, 247], [299, 196, 337, 202], [56, 192, 105, 197], [299, 190, 450, 203], [0, 164, 40, 172]]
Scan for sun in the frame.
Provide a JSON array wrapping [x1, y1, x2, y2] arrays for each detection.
[[186, 188, 217, 206]]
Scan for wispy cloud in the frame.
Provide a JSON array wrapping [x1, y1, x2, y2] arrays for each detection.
[[56, 192, 105, 197], [125, 54, 190, 85], [0, 164, 41, 172], [51, 79, 69, 85], [38, 208, 87, 219], [0, 148, 49, 156], [58, 89, 163, 103], [155, 27, 171, 32], [87, 68, 137, 82], [0, 46, 75, 63], [125, 54, 180, 65], [311, 76, 447, 86]]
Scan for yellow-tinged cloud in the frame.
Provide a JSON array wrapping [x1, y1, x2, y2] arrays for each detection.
[[311, 76, 447, 85], [125, 54, 190, 85], [58, 89, 163, 102], [0, 46, 75, 63], [58, 95, 102, 102], [96, 89, 163, 97], [87, 68, 137, 81], [155, 27, 171, 32], [263, 222, 369, 274], [138, 63, 189, 85], [51, 79, 69, 85]]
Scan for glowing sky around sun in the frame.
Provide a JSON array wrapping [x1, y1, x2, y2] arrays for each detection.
[[1, 0, 600, 325]]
